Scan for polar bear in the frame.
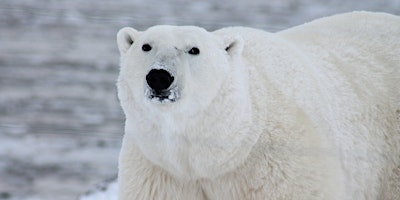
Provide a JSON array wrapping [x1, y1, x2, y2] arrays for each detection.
[[116, 12, 400, 200]]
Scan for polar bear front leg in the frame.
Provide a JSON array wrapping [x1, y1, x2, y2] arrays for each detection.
[[118, 137, 205, 200]]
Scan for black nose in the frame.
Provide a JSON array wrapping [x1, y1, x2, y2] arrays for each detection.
[[146, 69, 174, 91]]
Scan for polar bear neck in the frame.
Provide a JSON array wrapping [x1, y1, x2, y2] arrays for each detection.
[[125, 65, 259, 180]]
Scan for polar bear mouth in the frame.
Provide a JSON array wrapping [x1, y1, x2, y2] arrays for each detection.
[[145, 87, 179, 104]]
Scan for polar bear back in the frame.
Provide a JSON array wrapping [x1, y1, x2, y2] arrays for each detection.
[[279, 11, 400, 107]]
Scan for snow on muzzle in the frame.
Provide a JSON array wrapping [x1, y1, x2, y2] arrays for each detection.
[[145, 64, 179, 103]]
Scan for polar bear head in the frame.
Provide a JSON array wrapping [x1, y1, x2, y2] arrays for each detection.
[[117, 25, 243, 112], [117, 25, 253, 180]]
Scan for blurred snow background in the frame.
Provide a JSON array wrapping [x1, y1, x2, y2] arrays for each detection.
[[0, 0, 399, 199]]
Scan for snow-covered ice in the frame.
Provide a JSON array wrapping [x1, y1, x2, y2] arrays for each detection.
[[79, 179, 118, 200], [0, 0, 399, 199]]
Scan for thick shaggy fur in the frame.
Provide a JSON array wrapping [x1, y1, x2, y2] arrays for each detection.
[[116, 12, 400, 200]]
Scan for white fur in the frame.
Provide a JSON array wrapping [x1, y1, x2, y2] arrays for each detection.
[[116, 12, 400, 200]]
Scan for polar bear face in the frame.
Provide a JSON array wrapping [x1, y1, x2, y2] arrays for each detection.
[[117, 25, 250, 179], [117, 25, 242, 113]]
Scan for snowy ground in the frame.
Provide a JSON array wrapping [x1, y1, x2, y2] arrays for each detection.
[[0, 0, 399, 199]]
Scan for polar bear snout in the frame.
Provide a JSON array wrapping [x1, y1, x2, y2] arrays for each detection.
[[146, 69, 174, 91], [145, 67, 179, 104]]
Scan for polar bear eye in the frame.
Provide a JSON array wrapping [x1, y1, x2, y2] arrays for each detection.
[[142, 44, 152, 52], [188, 47, 200, 55]]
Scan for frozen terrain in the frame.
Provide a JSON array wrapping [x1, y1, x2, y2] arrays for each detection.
[[0, 0, 399, 199]]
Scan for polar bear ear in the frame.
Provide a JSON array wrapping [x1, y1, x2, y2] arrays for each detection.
[[117, 27, 139, 54], [223, 35, 244, 57]]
